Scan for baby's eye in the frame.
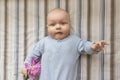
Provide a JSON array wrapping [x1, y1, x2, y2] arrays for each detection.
[[61, 22, 67, 25], [50, 24, 55, 26]]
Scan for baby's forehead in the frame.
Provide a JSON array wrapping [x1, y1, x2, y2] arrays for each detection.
[[47, 8, 70, 21], [48, 9, 68, 16]]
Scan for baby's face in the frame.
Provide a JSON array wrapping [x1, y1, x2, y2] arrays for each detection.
[[47, 10, 70, 40]]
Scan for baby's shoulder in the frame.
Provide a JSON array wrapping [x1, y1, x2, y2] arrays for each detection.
[[71, 34, 81, 40], [36, 36, 48, 44]]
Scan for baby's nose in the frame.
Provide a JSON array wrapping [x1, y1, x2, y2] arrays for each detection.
[[56, 24, 61, 29]]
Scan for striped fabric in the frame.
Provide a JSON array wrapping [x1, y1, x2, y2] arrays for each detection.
[[0, 0, 120, 80]]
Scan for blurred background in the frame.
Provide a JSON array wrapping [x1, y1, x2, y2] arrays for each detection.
[[0, 0, 120, 80]]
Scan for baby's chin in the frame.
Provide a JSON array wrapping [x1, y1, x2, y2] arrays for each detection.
[[53, 35, 69, 40]]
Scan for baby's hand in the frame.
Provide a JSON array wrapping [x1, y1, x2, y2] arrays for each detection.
[[21, 68, 28, 77], [91, 40, 109, 53]]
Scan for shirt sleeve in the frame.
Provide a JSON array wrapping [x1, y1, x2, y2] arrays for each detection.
[[24, 39, 44, 65], [77, 39, 98, 54]]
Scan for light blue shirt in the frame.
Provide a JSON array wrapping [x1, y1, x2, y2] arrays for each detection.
[[25, 35, 97, 80]]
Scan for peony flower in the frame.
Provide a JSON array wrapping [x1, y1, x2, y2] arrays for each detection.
[[25, 57, 41, 80]]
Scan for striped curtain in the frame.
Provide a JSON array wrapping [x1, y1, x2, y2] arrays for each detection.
[[0, 0, 120, 80]]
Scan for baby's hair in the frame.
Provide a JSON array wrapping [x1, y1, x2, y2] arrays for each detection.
[[47, 8, 70, 22], [47, 8, 68, 15]]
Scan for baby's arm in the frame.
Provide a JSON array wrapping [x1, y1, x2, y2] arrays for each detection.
[[24, 39, 44, 64], [21, 39, 44, 77], [78, 39, 108, 54]]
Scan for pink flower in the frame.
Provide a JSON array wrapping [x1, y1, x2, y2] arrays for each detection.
[[25, 57, 41, 80]]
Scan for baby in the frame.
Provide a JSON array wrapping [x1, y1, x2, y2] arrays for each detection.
[[21, 8, 108, 80]]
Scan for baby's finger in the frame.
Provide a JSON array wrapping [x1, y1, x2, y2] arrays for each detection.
[[101, 40, 109, 45]]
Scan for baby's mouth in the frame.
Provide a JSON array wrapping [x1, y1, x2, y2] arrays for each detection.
[[56, 32, 63, 34]]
